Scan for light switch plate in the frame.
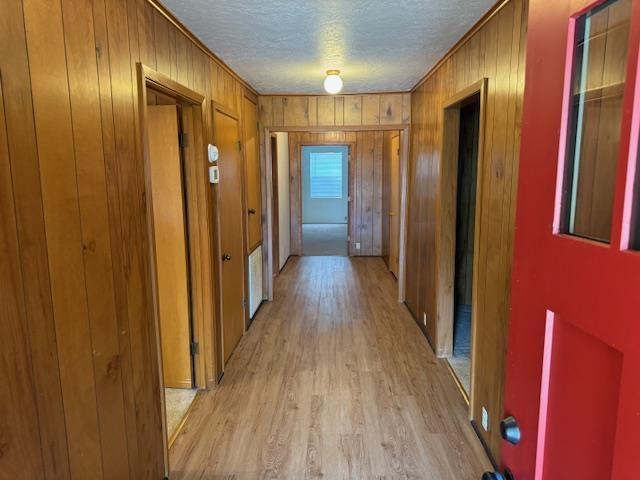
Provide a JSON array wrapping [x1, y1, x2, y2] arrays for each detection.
[[355, 242, 361, 250]]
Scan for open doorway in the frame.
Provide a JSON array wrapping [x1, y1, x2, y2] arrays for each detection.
[[447, 93, 481, 396], [139, 65, 221, 477], [301, 145, 349, 256], [145, 99, 198, 446]]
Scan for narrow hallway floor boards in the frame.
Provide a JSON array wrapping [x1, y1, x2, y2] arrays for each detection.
[[169, 257, 490, 479]]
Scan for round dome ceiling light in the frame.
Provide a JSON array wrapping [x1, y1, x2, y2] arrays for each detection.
[[323, 70, 343, 94]]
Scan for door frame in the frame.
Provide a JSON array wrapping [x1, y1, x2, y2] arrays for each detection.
[[438, 79, 488, 403], [211, 100, 249, 363], [296, 141, 355, 256], [136, 64, 217, 474], [270, 134, 280, 275], [261, 126, 411, 303]]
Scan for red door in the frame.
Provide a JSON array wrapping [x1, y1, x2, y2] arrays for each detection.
[[499, 0, 640, 479]]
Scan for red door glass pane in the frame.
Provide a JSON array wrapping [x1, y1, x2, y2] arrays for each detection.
[[561, 0, 632, 243]]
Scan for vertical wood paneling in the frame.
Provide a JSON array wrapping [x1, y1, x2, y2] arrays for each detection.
[[153, 10, 170, 76], [137, 0, 156, 69], [0, 70, 46, 480], [317, 96, 335, 126], [272, 96, 284, 126], [380, 94, 403, 124], [344, 95, 363, 125], [259, 95, 273, 126], [283, 96, 308, 126], [92, 0, 141, 475], [260, 93, 410, 127], [334, 96, 345, 126], [362, 95, 381, 125], [307, 96, 318, 126], [405, 0, 528, 462], [1, 0, 260, 477], [61, 0, 130, 476], [0, 0, 71, 477], [23, 0, 104, 477], [287, 131, 387, 256]]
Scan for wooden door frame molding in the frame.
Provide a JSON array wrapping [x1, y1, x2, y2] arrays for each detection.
[[261, 125, 411, 303], [437, 78, 488, 407], [294, 140, 356, 257], [136, 63, 218, 473]]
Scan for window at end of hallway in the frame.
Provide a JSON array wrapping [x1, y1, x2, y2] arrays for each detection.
[[309, 152, 343, 199]]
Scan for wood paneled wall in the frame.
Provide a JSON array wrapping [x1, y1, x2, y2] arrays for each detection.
[[406, 0, 528, 461], [0, 0, 258, 478], [288, 131, 392, 256], [259, 93, 411, 128]]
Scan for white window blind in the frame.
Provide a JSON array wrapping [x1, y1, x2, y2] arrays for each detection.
[[310, 152, 343, 198]]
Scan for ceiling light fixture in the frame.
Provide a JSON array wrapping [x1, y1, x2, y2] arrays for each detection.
[[323, 70, 343, 94]]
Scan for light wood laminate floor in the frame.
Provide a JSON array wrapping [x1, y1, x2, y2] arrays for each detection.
[[169, 257, 491, 479]]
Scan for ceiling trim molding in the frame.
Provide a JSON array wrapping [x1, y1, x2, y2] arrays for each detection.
[[258, 91, 411, 97], [148, 0, 259, 95], [411, 0, 512, 91]]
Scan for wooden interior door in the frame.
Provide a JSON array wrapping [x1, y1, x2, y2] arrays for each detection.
[[147, 105, 193, 389], [243, 96, 262, 252], [499, 0, 640, 478], [214, 107, 246, 364], [389, 134, 401, 277]]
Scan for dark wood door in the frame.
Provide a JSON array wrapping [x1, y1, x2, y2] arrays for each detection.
[[214, 107, 246, 364], [501, 0, 640, 478]]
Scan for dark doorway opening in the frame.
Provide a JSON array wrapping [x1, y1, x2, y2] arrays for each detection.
[[450, 95, 480, 395]]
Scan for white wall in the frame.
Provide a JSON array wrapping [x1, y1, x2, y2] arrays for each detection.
[[276, 132, 290, 271]]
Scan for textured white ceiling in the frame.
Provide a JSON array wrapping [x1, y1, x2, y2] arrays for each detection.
[[162, 0, 495, 94]]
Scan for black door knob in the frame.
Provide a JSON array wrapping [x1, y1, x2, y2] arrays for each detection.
[[222, 253, 231, 261], [482, 473, 504, 480], [500, 416, 521, 445], [482, 469, 514, 480]]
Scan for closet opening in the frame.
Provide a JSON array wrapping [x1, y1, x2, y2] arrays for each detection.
[[146, 95, 198, 447], [138, 64, 217, 477], [439, 81, 485, 403], [449, 94, 481, 395]]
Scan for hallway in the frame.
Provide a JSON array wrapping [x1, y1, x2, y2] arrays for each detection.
[[169, 257, 490, 478]]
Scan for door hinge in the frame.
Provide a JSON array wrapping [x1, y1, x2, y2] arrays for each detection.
[[190, 341, 199, 356], [242, 297, 247, 309], [178, 132, 187, 148], [237, 140, 242, 152]]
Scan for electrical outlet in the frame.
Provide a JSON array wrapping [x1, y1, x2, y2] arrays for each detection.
[[355, 242, 361, 250], [423, 313, 427, 326], [482, 407, 489, 432]]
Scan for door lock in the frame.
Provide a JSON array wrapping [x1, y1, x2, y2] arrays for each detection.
[[248, 208, 256, 215], [222, 253, 231, 261], [500, 416, 521, 445]]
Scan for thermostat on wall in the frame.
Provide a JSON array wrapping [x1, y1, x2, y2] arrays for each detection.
[[208, 144, 219, 163]]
